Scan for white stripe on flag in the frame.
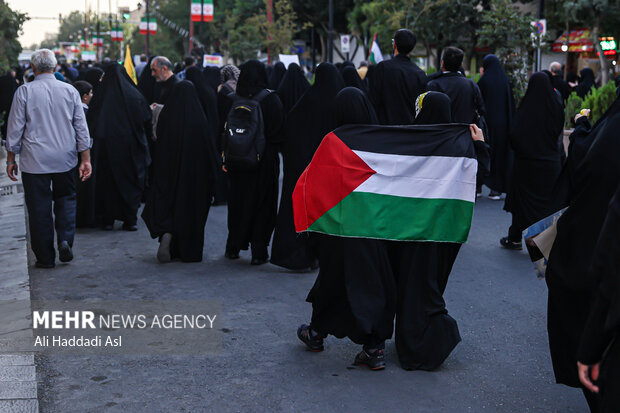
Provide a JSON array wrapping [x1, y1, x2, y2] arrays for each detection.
[[352, 151, 478, 202]]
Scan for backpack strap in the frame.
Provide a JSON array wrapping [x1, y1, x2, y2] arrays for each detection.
[[251, 89, 272, 103]]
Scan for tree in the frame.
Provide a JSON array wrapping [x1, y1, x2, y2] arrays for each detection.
[[58, 11, 86, 44], [0, 1, 27, 73], [478, 0, 534, 102], [248, 0, 300, 57]]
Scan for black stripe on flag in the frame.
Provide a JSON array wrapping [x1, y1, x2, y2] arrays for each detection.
[[333, 123, 477, 159]]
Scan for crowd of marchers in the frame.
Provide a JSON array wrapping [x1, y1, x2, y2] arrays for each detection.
[[2, 27, 620, 412]]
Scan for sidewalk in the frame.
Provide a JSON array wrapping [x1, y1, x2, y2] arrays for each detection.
[[0, 171, 39, 412]]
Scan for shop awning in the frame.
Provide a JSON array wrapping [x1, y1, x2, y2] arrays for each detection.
[[552, 28, 593, 53]]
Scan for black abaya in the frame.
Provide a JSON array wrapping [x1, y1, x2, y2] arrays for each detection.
[[575, 68, 596, 99], [270, 63, 344, 270], [141, 81, 216, 262], [186, 66, 227, 204], [136, 57, 160, 104], [89, 64, 152, 227], [478, 54, 514, 194], [504, 72, 565, 242], [225, 60, 284, 260], [306, 88, 394, 348], [202, 66, 221, 92], [546, 95, 620, 388], [84, 67, 104, 95], [341, 66, 368, 94], [275, 63, 309, 116]]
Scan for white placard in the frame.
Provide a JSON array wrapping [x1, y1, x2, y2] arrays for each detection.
[[278, 54, 300, 68], [341, 35, 350, 53]]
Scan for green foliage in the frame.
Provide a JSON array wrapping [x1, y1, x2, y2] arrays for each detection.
[[564, 82, 617, 128], [248, 0, 300, 57], [478, 0, 534, 104], [58, 11, 86, 43], [581, 81, 616, 123], [0, 2, 27, 73]]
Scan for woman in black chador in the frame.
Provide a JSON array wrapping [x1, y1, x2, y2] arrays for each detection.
[[275, 63, 309, 116], [297, 87, 395, 370], [142, 81, 216, 263], [271, 63, 344, 270], [387, 91, 489, 371], [575, 67, 596, 99], [342, 65, 368, 94], [224, 60, 284, 265], [500, 72, 565, 249], [478, 54, 514, 199], [89, 64, 152, 231], [269, 61, 286, 90], [546, 95, 620, 413]]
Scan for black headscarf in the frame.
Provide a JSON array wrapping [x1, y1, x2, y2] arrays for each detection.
[[575, 67, 596, 99], [413, 91, 452, 124], [236, 60, 269, 98], [276, 63, 310, 115], [185, 66, 219, 129], [269, 62, 286, 89], [341, 66, 367, 93], [202, 66, 221, 92], [137, 56, 160, 104], [85, 67, 104, 95], [0, 73, 17, 139], [142, 81, 216, 262], [510, 72, 565, 159], [335, 87, 378, 126]]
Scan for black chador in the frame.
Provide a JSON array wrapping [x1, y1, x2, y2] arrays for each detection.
[[305, 88, 394, 351], [142, 81, 216, 262], [276, 63, 310, 116], [271, 63, 344, 270], [389, 91, 490, 370], [503, 73, 565, 243], [89, 64, 152, 229], [341, 66, 368, 94], [269, 62, 286, 90], [546, 96, 620, 396], [137, 56, 160, 104], [224, 60, 284, 264], [477, 55, 514, 194], [185, 66, 227, 204]]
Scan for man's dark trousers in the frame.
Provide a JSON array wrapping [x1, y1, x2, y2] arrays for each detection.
[[22, 169, 76, 265]]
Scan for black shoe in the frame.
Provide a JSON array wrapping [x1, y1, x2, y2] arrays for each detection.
[[297, 324, 324, 352], [122, 223, 138, 231], [58, 241, 73, 263], [500, 237, 522, 250], [224, 250, 240, 259], [35, 261, 55, 269], [354, 349, 386, 370], [251, 257, 268, 265]]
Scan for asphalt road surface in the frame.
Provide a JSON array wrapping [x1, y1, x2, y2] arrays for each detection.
[[31, 192, 588, 412]]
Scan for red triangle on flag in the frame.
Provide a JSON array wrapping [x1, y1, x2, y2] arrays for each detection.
[[293, 131, 375, 232]]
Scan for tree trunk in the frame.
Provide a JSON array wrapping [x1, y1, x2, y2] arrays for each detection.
[[593, 13, 608, 85], [318, 31, 326, 63]]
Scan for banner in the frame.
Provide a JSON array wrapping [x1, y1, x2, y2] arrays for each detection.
[[278, 54, 300, 68], [203, 54, 223, 67], [140, 18, 157, 35], [191, 0, 214, 22], [111, 27, 124, 42]]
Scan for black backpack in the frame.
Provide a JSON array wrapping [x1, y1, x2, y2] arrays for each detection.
[[222, 89, 270, 170]]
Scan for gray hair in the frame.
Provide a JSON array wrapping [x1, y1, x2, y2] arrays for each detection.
[[31, 49, 57, 73], [152, 56, 172, 70], [549, 61, 562, 75]]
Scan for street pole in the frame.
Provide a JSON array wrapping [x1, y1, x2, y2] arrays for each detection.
[[537, 0, 544, 72], [189, 20, 194, 52], [311, 26, 316, 70], [145, 0, 150, 58], [328, 0, 334, 63], [267, 0, 273, 65], [96, 0, 101, 61]]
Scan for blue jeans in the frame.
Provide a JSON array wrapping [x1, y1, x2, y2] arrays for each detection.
[[22, 169, 76, 264]]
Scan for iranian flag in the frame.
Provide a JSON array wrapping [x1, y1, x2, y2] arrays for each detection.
[[110, 27, 123, 42], [139, 17, 157, 35], [92, 37, 103, 47], [293, 124, 478, 243], [368, 33, 383, 64], [191, 0, 214, 22]]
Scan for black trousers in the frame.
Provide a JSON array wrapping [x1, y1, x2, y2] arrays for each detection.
[[22, 169, 76, 265]]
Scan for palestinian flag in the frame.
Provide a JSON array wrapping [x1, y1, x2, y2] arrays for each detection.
[[191, 0, 214, 22], [368, 33, 383, 64], [293, 124, 478, 243]]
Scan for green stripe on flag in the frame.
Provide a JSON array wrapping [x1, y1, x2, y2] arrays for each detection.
[[307, 192, 474, 243]]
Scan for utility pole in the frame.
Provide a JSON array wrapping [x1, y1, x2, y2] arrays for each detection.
[[267, 0, 273, 65], [145, 0, 150, 58], [328, 0, 334, 63], [96, 0, 101, 61], [537, 0, 544, 72], [311, 26, 316, 71]]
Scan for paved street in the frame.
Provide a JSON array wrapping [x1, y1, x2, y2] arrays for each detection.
[[30, 192, 588, 412]]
